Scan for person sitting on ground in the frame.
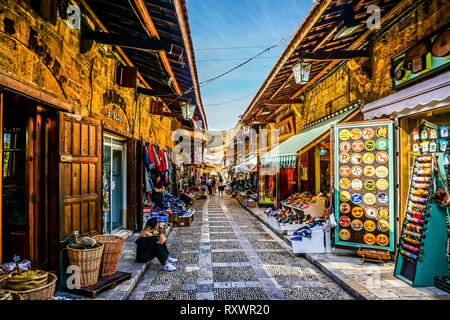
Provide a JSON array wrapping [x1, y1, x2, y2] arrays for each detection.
[[135, 218, 177, 271]]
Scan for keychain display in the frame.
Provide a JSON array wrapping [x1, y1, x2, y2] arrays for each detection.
[[395, 152, 450, 286], [334, 120, 394, 250]]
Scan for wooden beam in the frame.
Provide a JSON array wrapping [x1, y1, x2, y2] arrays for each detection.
[[260, 98, 304, 105], [240, 0, 333, 122], [82, 31, 173, 51], [296, 50, 368, 60], [290, 0, 411, 99], [78, 0, 153, 90], [133, 0, 182, 96]]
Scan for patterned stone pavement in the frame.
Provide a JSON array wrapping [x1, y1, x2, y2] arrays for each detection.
[[128, 195, 353, 300]]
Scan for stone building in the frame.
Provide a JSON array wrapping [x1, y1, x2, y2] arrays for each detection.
[[0, 0, 206, 281]]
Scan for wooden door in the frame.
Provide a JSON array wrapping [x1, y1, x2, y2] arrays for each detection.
[[59, 113, 102, 239]]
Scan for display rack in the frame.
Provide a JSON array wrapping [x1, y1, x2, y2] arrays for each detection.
[[394, 153, 450, 286]]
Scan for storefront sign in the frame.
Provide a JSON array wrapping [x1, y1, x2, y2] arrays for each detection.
[[278, 116, 295, 141], [102, 90, 130, 126], [334, 120, 395, 251], [390, 25, 450, 88]]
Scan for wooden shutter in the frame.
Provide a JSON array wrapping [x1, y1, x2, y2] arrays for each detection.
[[59, 113, 102, 239]]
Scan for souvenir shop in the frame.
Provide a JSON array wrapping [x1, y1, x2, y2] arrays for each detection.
[[260, 104, 361, 253], [141, 142, 196, 229], [232, 158, 258, 207], [358, 27, 450, 286]]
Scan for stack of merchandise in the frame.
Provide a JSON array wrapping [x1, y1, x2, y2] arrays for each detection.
[[284, 192, 325, 209], [290, 217, 327, 241], [244, 192, 258, 207], [265, 207, 302, 224]]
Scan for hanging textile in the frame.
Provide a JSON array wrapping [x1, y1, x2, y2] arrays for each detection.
[[143, 144, 156, 170]]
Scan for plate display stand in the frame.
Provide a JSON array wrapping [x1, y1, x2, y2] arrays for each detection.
[[394, 153, 450, 286]]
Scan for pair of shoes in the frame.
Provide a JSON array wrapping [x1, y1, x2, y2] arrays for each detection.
[[163, 263, 176, 272]]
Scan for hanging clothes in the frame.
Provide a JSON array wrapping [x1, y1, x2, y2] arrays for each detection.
[[152, 145, 160, 167], [143, 144, 156, 171], [158, 149, 166, 172]]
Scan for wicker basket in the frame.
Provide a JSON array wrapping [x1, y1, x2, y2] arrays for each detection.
[[13, 273, 57, 300], [67, 244, 104, 287], [5, 270, 48, 291], [11, 291, 23, 300], [93, 235, 124, 276]]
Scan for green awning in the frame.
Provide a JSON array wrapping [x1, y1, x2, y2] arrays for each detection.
[[260, 104, 359, 168]]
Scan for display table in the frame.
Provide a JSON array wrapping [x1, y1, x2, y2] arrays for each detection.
[[281, 198, 325, 218], [291, 228, 332, 254]]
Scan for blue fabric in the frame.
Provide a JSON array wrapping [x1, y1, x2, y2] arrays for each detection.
[[143, 144, 156, 171]]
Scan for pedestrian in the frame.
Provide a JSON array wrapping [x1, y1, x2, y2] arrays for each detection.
[[135, 218, 177, 271], [152, 173, 166, 208], [218, 175, 225, 196], [212, 177, 217, 194], [207, 177, 212, 194]]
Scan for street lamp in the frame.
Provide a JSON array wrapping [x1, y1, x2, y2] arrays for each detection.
[[292, 61, 312, 85], [181, 103, 196, 120]]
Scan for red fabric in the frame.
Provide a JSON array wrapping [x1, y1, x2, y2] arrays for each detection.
[[158, 150, 166, 171], [147, 144, 156, 167]]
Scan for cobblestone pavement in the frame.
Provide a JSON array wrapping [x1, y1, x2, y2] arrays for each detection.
[[128, 195, 353, 300]]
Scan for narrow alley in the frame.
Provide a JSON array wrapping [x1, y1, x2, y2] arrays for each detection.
[[128, 194, 353, 300]]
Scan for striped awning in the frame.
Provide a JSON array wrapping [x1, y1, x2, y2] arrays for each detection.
[[260, 104, 359, 168]]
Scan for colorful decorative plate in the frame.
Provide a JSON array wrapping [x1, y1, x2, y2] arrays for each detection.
[[339, 152, 350, 163], [363, 220, 376, 232], [351, 193, 362, 204], [376, 127, 388, 138], [339, 191, 351, 202], [350, 153, 362, 164], [363, 193, 377, 205], [351, 179, 363, 190], [363, 233, 376, 245], [351, 206, 364, 218], [376, 179, 389, 191], [339, 178, 351, 189], [362, 128, 375, 140], [339, 215, 351, 227], [351, 166, 362, 177], [339, 203, 351, 214], [340, 141, 351, 152], [376, 234, 389, 246], [340, 166, 351, 177], [376, 139, 389, 150], [339, 129, 351, 141], [364, 179, 376, 191], [363, 165, 376, 177], [375, 166, 389, 178], [352, 140, 364, 152], [377, 220, 390, 232], [378, 208, 389, 219], [365, 207, 377, 219], [364, 140, 376, 151], [350, 128, 362, 140], [351, 219, 363, 231], [339, 229, 351, 240], [376, 151, 389, 164], [363, 152, 375, 164]]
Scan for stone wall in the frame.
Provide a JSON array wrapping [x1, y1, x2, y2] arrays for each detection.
[[0, 0, 175, 148]]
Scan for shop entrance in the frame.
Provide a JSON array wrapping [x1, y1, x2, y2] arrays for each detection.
[[1, 91, 58, 269], [103, 135, 126, 234]]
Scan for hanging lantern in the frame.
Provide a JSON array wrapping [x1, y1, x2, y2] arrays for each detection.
[[292, 61, 312, 85], [181, 103, 196, 120]]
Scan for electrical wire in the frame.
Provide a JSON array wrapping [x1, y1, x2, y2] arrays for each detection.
[[203, 91, 258, 107], [196, 56, 276, 63]]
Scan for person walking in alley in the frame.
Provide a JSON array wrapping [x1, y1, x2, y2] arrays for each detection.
[[218, 175, 225, 196], [135, 218, 177, 271], [207, 177, 212, 195], [212, 176, 217, 194]]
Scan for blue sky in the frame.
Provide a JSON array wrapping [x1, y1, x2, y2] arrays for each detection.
[[186, 0, 312, 131]]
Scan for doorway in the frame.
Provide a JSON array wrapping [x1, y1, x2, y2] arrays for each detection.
[[103, 134, 126, 234], [1, 91, 58, 269]]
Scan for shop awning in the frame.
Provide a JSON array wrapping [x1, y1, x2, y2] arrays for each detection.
[[260, 105, 359, 167], [363, 71, 450, 120]]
